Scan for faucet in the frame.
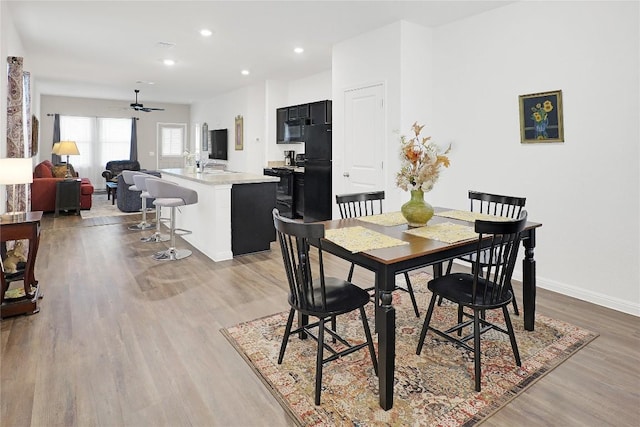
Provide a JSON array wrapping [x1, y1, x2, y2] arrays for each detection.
[[197, 153, 211, 172]]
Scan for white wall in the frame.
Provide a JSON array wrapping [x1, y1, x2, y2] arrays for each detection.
[[191, 70, 331, 171], [429, 1, 639, 315], [332, 22, 402, 209], [287, 70, 332, 106], [40, 95, 190, 188], [399, 21, 436, 198], [190, 83, 265, 175]]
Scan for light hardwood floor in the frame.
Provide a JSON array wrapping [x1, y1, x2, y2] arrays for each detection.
[[1, 211, 639, 426]]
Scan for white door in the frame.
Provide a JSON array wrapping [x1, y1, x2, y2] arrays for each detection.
[[343, 83, 385, 194]]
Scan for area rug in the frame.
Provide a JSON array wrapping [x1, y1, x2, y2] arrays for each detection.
[[80, 193, 141, 219], [221, 272, 598, 426]]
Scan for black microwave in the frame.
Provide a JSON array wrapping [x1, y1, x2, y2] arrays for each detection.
[[284, 118, 311, 143]]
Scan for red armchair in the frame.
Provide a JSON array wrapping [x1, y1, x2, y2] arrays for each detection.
[[30, 160, 94, 212]]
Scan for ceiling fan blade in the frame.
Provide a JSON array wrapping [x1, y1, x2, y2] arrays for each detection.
[[129, 90, 163, 112]]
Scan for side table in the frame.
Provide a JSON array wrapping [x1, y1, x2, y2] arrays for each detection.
[[1, 211, 43, 319], [55, 178, 81, 217], [106, 181, 118, 205]]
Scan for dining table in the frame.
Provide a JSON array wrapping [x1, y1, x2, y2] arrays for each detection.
[[319, 207, 542, 411]]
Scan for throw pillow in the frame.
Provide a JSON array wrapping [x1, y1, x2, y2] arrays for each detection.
[[52, 165, 68, 178], [52, 163, 76, 178], [34, 161, 53, 178]]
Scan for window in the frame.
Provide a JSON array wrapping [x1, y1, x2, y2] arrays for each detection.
[[158, 123, 186, 157], [60, 115, 132, 188], [60, 116, 93, 170], [98, 118, 131, 163]]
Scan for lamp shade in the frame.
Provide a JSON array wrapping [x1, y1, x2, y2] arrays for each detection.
[[57, 140, 79, 156], [0, 158, 33, 185], [52, 142, 61, 155]]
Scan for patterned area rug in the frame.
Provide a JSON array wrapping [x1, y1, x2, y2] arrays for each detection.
[[222, 272, 598, 426], [80, 193, 140, 219]]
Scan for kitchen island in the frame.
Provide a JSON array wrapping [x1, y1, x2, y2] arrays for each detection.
[[160, 168, 279, 261]]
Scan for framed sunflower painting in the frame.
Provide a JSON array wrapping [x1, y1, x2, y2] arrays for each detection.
[[519, 90, 564, 143]]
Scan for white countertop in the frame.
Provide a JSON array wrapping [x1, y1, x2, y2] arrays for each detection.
[[160, 168, 279, 185]]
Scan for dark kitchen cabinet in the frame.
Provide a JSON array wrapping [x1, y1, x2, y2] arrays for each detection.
[[276, 108, 287, 143], [297, 103, 309, 119], [231, 182, 276, 255], [287, 104, 310, 120], [277, 100, 332, 144], [294, 172, 304, 218], [310, 100, 332, 124]]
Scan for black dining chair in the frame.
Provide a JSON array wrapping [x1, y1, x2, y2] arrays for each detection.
[[417, 210, 528, 392], [442, 190, 526, 315], [335, 191, 420, 318], [272, 209, 378, 405]]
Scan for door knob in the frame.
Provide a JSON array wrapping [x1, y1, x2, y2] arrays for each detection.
[[343, 172, 350, 177]]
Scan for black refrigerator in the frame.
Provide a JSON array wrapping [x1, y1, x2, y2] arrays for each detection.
[[303, 123, 332, 223]]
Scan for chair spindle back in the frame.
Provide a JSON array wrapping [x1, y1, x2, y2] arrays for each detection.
[[471, 211, 528, 306], [469, 190, 526, 219], [273, 209, 327, 312], [336, 191, 384, 219]]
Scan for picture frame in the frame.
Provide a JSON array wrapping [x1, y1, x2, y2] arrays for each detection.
[[31, 115, 39, 156], [235, 115, 243, 150], [519, 90, 564, 143]]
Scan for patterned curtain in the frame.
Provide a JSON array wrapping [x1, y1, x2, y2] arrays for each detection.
[[5, 56, 27, 212], [52, 113, 61, 164], [129, 117, 138, 161]]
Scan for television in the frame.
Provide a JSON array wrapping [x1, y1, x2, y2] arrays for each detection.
[[208, 129, 228, 161]]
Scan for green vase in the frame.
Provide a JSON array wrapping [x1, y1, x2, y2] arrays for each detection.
[[401, 189, 434, 227]]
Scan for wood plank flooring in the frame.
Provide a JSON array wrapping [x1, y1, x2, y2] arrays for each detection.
[[2, 212, 639, 426]]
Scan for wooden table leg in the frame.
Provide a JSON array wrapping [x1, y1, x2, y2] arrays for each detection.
[[376, 268, 396, 410], [522, 229, 537, 331]]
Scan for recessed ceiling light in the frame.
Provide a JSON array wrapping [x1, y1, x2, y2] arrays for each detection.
[[136, 80, 155, 85], [241, 69, 250, 76], [200, 29, 213, 37], [294, 47, 304, 54], [163, 59, 176, 66]]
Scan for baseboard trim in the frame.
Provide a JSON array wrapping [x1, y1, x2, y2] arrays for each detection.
[[511, 272, 640, 317]]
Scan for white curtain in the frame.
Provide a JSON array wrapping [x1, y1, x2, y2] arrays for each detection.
[[60, 116, 130, 190]]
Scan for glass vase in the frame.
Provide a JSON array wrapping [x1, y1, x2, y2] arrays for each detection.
[[401, 189, 434, 227]]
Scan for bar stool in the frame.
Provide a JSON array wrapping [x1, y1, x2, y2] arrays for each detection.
[[122, 170, 154, 231], [133, 174, 169, 243], [145, 178, 198, 261]]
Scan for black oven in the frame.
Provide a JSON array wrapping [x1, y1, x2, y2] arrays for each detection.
[[264, 167, 295, 218]]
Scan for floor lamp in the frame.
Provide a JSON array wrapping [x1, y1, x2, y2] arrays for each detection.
[[55, 141, 80, 179], [0, 158, 34, 221]]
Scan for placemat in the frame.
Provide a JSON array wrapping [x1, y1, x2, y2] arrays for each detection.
[[435, 210, 512, 222], [404, 221, 477, 243], [357, 211, 407, 226], [325, 226, 409, 253]]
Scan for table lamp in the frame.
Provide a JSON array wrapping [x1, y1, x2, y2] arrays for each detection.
[[0, 157, 33, 221], [56, 140, 80, 179]]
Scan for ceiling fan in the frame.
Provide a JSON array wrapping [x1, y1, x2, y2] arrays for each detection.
[[130, 89, 165, 112]]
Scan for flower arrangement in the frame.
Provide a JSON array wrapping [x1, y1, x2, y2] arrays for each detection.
[[183, 150, 197, 167], [530, 100, 553, 139], [395, 122, 451, 193]]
